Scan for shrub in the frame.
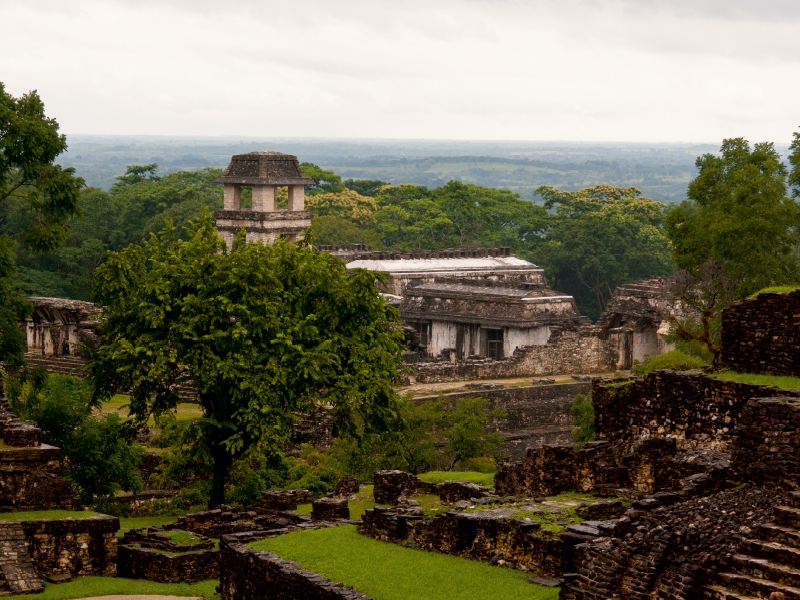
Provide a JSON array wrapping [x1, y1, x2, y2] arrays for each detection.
[[571, 393, 595, 449], [631, 349, 710, 375]]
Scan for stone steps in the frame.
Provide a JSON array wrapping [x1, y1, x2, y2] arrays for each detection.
[[776, 506, 800, 529], [714, 572, 800, 600], [706, 584, 766, 600], [0, 523, 43, 595], [759, 523, 800, 550], [742, 538, 800, 570], [731, 554, 800, 588]]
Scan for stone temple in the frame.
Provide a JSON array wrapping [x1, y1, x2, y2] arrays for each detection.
[[213, 152, 315, 246]]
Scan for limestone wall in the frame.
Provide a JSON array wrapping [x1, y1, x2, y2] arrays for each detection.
[[721, 290, 800, 376], [410, 327, 618, 383]]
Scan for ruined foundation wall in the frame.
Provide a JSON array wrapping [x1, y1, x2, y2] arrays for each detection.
[[592, 370, 800, 454], [720, 290, 800, 376]]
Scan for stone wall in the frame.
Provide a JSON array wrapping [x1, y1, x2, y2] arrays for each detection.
[[721, 290, 800, 376], [372, 471, 492, 505], [19, 515, 118, 580], [414, 382, 590, 461], [219, 533, 370, 600], [731, 397, 800, 489], [118, 545, 219, 583], [409, 327, 618, 383], [592, 370, 800, 454]]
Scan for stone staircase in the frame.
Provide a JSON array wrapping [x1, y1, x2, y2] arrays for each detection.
[[707, 491, 800, 599], [23, 353, 87, 376], [0, 523, 43, 595]]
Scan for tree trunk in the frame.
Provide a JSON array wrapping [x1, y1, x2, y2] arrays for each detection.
[[209, 444, 231, 509]]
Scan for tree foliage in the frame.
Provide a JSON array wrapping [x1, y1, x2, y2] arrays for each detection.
[[533, 185, 673, 320], [89, 211, 405, 507], [0, 82, 83, 364], [3, 369, 143, 504], [666, 137, 800, 297]]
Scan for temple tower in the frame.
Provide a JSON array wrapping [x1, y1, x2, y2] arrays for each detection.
[[213, 151, 314, 246]]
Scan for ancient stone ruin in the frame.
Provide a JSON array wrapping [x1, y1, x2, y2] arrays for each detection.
[[213, 152, 315, 246]]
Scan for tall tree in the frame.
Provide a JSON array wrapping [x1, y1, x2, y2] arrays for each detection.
[[0, 82, 83, 364], [533, 184, 672, 320], [90, 212, 405, 507], [790, 131, 800, 201], [666, 137, 800, 297]]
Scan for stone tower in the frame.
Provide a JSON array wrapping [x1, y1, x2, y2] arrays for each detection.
[[213, 151, 314, 246]]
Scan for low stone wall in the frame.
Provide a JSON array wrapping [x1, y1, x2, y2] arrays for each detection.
[[373, 471, 492, 505], [358, 507, 607, 578], [414, 381, 590, 461], [412, 511, 564, 576], [372, 471, 438, 504], [311, 498, 350, 521], [409, 327, 617, 383], [720, 290, 800, 376], [560, 488, 787, 600], [164, 505, 311, 538], [20, 515, 119, 580], [117, 545, 219, 583], [732, 397, 800, 489], [219, 533, 370, 600], [592, 370, 799, 454]]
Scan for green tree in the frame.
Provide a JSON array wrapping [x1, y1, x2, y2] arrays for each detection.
[[533, 184, 672, 319], [666, 137, 800, 297], [89, 211, 405, 507], [344, 178, 389, 197], [790, 131, 800, 201], [300, 163, 345, 195], [0, 82, 83, 364], [372, 182, 545, 252]]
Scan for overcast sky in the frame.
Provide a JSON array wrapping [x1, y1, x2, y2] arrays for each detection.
[[2, 0, 798, 143]]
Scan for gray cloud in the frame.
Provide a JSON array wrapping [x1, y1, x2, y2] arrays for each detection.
[[0, 0, 797, 142]]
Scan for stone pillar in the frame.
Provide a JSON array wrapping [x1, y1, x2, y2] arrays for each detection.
[[252, 185, 276, 211], [223, 184, 241, 210], [288, 185, 305, 211]]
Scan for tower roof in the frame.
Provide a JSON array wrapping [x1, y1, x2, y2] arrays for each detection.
[[214, 152, 315, 186]]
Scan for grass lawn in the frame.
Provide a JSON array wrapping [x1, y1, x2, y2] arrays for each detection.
[[28, 576, 217, 599], [0, 510, 101, 521], [710, 371, 800, 391], [417, 471, 496, 488], [119, 515, 180, 535], [101, 394, 203, 424], [250, 526, 557, 600]]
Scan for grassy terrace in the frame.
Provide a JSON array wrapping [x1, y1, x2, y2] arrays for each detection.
[[250, 525, 558, 600], [418, 470, 495, 488], [0, 510, 101, 521], [710, 371, 800, 391], [28, 577, 218, 600]]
